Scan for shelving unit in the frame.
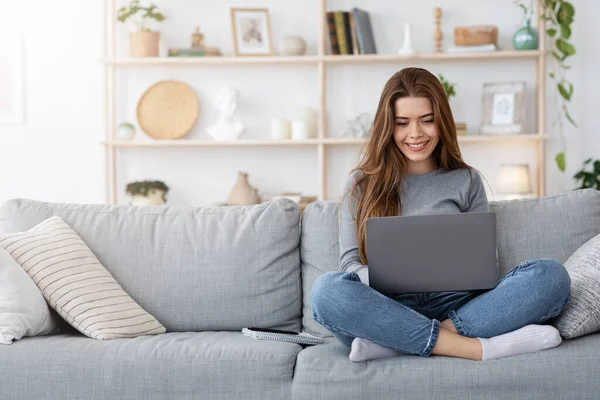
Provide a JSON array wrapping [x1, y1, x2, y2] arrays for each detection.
[[102, 0, 548, 205]]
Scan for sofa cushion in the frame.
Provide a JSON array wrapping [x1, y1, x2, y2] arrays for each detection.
[[300, 201, 340, 337], [0, 198, 302, 332], [552, 232, 600, 339], [0, 216, 166, 340], [0, 247, 59, 344], [0, 331, 300, 400], [292, 333, 600, 400], [490, 189, 600, 274], [300, 189, 600, 336]]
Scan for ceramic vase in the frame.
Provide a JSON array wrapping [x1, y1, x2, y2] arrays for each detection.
[[279, 36, 307, 56], [130, 31, 160, 57], [398, 23, 416, 55], [512, 20, 539, 50], [228, 172, 260, 206], [117, 122, 136, 140]]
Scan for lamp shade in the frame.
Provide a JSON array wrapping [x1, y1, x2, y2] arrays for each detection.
[[497, 164, 532, 194]]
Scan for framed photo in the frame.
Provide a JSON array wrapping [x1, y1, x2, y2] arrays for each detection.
[[480, 81, 526, 135], [230, 8, 273, 56], [0, 36, 24, 124]]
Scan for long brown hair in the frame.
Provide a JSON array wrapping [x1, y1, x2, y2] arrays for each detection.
[[348, 67, 473, 265]]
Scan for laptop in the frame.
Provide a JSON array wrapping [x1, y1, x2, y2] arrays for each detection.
[[366, 211, 498, 295]]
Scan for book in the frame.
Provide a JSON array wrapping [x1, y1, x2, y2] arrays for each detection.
[[351, 8, 377, 54], [446, 44, 498, 53], [168, 47, 223, 57], [333, 11, 349, 55], [241, 328, 323, 345], [325, 12, 340, 55]]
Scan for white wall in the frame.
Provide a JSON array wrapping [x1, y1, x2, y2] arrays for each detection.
[[0, 0, 596, 206]]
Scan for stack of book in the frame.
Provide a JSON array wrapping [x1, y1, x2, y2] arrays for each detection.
[[325, 8, 377, 55], [168, 46, 223, 57]]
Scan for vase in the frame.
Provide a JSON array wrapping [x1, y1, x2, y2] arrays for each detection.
[[228, 172, 260, 206], [130, 31, 160, 57], [117, 122, 136, 140], [398, 23, 416, 55], [279, 36, 307, 56], [512, 19, 539, 50]]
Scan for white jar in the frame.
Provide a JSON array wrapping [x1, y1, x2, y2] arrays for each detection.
[[295, 107, 317, 138], [291, 119, 309, 140], [271, 118, 291, 140], [279, 36, 307, 56]]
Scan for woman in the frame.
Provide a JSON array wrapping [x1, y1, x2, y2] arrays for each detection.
[[310, 67, 571, 362]]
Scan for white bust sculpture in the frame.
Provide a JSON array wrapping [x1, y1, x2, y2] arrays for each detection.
[[206, 86, 245, 141]]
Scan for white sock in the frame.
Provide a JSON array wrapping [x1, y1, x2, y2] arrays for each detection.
[[478, 324, 562, 361], [349, 337, 400, 362]]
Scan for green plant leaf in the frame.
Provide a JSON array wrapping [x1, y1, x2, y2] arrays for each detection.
[[574, 171, 585, 180], [518, 4, 528, 14], [549, 72, 555, 78], [555, 152, 566, 172], [562, 64, 572, 70], [584, 158, 592, 164], [558, 83, 571, 100], [547, 28, 557, 37], [565, 110, 577, 126], [557, 1, 575, 25], [556, 38, 576, 57], [560, 24, 572, 39], [594, 161, 600, 175], [552, 51, 562, 60]]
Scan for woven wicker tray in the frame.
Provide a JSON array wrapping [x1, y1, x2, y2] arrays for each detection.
[[136, 80, 199, 140]]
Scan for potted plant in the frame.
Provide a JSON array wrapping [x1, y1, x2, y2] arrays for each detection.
[[126, 180, 170, 205], [117, 0, 166, 57], [573, 159, 600, 190], [438, 74, 466, 135]]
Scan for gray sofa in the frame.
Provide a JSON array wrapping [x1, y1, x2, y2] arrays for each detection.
[[1, 190, 599, 400]]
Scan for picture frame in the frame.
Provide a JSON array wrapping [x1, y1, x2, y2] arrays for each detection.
[[230, 7, 273, 56], [480, 81, 526, 135], [0, 36, 24, 124]]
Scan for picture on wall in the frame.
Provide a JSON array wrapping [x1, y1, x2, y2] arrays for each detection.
[[230, 7, 273, 56], [0, 36, 24, 124], [480, 81, 526, 135]]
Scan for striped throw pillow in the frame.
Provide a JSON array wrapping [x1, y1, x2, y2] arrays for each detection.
[[0, 216, 166, 340]]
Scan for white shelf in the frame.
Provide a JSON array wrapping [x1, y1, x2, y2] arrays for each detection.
[[103, 134, 548, 148], [102, 50, 543, 66]]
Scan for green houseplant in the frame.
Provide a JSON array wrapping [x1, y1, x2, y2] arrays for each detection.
[[117, 0, 166, 57], [438, 74, 466, 135], [438, 74, 456, 100], [573, 159, 600, 190], [126, 180, 170, 205], [515, 1, 575, 172]]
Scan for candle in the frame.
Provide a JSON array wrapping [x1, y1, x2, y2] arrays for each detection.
[[271, 118, 291, 140], [291, 119, 309, 140]]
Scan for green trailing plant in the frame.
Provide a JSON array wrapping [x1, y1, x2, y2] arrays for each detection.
[[438, 74, 456, 100], [117, 0, 165, 32], [573, 159, 600, 190], [126, 180, 169, 196], [517, 0, 576, 172]]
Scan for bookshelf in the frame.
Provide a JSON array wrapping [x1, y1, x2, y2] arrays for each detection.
[[102, 0, 548, 204]]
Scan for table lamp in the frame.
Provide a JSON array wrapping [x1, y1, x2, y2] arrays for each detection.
[[496, 164, 533, 200]]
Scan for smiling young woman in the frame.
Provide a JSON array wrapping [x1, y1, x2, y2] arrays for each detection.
[[310, 67, 571, 363]]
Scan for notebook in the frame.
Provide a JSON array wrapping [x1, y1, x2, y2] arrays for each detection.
[[241, 328, 323, 345]]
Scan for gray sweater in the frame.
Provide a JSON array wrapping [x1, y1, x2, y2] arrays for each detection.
[[339, 168, 489, 284]]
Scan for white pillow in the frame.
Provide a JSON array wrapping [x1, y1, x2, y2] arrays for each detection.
[[0, 247, 59, 344], [0, 216, 166, 340]]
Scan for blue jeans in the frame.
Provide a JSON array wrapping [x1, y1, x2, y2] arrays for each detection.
[[310, 259, 571, 357]]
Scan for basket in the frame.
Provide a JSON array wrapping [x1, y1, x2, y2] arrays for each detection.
[[454, 25, 498, 46]]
